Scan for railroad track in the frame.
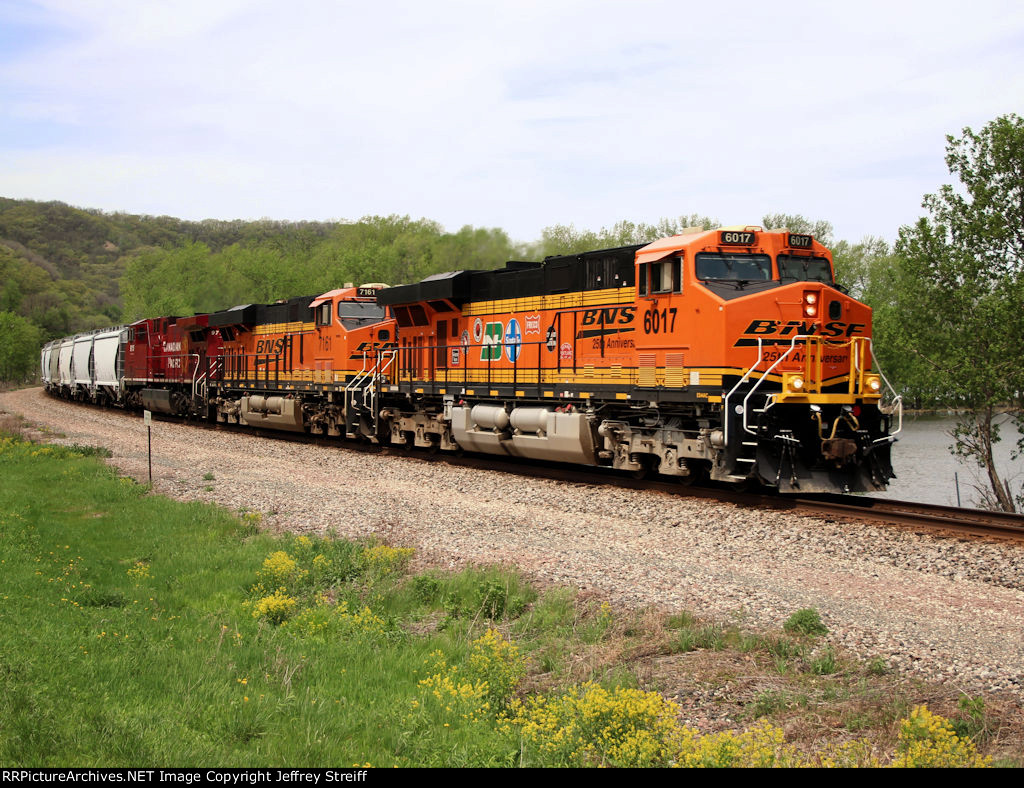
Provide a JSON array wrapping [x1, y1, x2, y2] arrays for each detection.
[[375, 440, 1024, 543], [782, 494, 1024, 542], [100, 405, 1024, 544]]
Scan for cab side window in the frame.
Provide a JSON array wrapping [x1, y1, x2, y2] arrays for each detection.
[[651, 258, 682, 294]]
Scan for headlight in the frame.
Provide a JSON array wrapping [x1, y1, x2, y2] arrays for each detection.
[[803, 290, 819, 318], [789, 375, 804, 391], [867, 376, 881, 392]]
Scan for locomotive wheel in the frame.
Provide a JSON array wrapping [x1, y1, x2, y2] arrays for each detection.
[[677, 471, 697, 487], [678, 461, 709, 487], [630, 455, 654, 480]]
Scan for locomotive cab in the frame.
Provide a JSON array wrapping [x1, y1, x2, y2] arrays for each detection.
[[310, 286, 392, 385], [621, 227, 899, 492], [696, 230, 898, 493]]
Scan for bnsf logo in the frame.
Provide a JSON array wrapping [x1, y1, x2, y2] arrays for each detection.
[[255, 338, 287, 354], [741, 319, 866, 338], [348, 340, 396, 360], [580, 307, 636, 326]]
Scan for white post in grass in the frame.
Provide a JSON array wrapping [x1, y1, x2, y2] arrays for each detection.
[[144, 409, 152, 485]]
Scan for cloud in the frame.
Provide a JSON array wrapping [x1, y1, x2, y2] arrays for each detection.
[[2, 0, 1024, 242]]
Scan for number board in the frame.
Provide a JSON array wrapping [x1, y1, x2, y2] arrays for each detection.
[[720, 231, 756, 245], [788, 234, 813, 249], [356, 286, 381, 297]]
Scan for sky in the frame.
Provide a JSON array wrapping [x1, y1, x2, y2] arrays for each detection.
[[2, 0, 1023, 245]]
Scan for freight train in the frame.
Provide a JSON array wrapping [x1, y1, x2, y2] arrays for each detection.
[[41, 226, 901, 494]]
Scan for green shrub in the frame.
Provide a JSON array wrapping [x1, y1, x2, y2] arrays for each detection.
[[783, 608, 828, 637], [952, 695, 990, 743], [410, 573, 441, 605], [436, 567, 535, 622], [480, 578, 508, 619]]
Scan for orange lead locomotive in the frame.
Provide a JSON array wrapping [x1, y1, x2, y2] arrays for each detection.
[[375, 226, 901, 493]]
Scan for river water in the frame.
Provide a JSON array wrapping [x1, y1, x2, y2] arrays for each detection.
[[867, 415, 1023, 508]]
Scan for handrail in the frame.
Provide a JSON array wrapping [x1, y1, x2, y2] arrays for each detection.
[[868, 343, 903, 442], [186, 354, 201, 399], [344, 350, 374, 396], [389, 336, 607, 391], [725, 334, 902, 445], [723, 338, 782, 446], [740, 339, 801, 436]]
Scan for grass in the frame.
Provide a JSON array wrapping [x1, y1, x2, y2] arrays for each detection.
[[0, 425, 1018, 767], [0, 434, 460, 765]]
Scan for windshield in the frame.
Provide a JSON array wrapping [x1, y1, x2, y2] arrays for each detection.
[[695, 253, 772, 282], [337, 301, 386, 329], [778, 255, 833, 284]]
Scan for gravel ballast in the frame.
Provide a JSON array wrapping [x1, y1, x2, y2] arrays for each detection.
[[4, 387, 1024, 700]]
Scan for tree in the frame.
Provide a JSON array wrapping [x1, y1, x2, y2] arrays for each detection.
[[532, 214, 718, 258], [893, 114, 1024, 512], [761, 213, 835, 246], [0, 311, 41, 385]]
